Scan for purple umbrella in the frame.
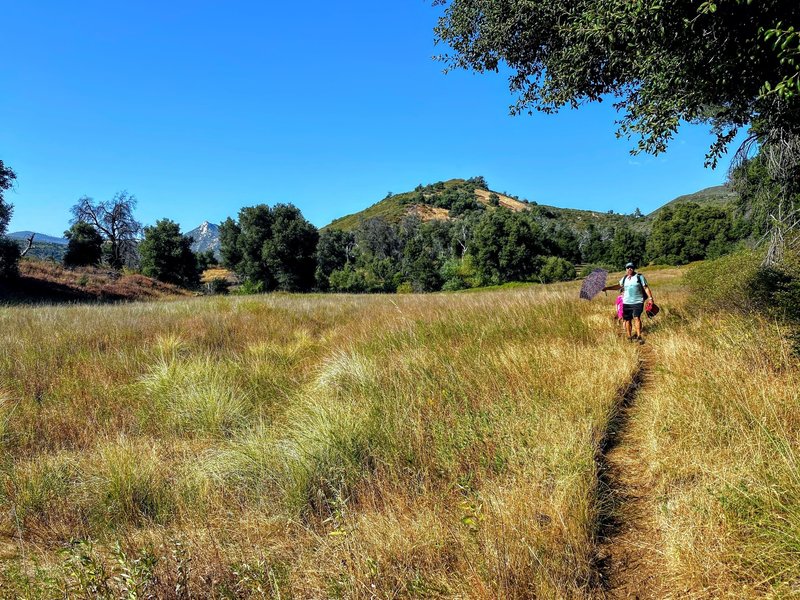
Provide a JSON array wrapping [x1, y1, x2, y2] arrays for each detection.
[[579, 268, 609, 300]]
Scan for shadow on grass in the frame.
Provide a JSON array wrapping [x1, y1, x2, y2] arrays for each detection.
[[0, 275, 128, 305]]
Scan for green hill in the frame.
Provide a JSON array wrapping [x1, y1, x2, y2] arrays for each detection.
[[647, 184, 738, 217], [323, 178, 739, 238], [324, 178, 483, 231], [324, 177, 647, 233]]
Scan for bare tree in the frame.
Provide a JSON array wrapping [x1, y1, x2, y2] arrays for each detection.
[[19, 233, 34, 257], [71, 191, 142, 269]]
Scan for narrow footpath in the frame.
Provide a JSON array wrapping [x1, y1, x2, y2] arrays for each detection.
[[593, 344, 669, 599]]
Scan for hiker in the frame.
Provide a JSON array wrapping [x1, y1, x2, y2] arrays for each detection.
[[603, 262, 654, 343]]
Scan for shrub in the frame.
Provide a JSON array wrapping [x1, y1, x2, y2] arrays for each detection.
[[233, 279, 264, 295], [539, 256, 576, 283], [208, 277, 230, 294], [440, 255, 479, 290], [64, 222, 103, 268], [0, 238, 21, 279], [685, 250, 765, 314]]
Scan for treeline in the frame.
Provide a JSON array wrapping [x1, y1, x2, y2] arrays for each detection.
[[1, 168, 757, 293], [215, 178, 752, 294]]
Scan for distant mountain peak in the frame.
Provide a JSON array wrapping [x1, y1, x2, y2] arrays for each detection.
[[186, 221, 221, 257]]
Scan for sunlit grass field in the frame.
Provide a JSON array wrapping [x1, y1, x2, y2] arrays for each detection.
[[1, 265, 798, 598], [626, 305, 800, 596]]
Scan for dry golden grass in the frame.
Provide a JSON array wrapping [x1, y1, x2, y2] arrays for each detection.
[[0, 277, 642, 598], [1, 265, 797, 598], [1, 260, 191, 302], [617, 272, 800, 598], [201, 267, 237, 284]]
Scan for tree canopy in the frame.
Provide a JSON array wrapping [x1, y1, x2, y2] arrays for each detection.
[[647, 203, 740, 265], [71, 192, 142, 269], [219, 204, 319, 292], [63, 221, 104, 268], [434, 0, 800, 163], [0, 160, 20, 278], [139, 219, 200, 287]]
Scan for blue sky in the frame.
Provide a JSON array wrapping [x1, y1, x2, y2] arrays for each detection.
[[2, 1, 745, 236]]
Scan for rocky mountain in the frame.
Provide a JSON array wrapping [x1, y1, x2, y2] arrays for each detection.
[[186, 221, 221, 256]]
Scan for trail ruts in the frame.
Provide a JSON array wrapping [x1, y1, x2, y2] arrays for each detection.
[[591, 344, 668, 599]]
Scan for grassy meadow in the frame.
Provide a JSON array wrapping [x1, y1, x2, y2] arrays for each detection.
[[624, 300, 800, 596], [0, 264, 798, 598]]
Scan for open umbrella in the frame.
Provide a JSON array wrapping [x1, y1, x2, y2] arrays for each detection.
[[579, 268, 609, 300]]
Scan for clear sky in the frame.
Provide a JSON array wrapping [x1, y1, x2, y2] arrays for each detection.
[[2, 1, 746, 236]]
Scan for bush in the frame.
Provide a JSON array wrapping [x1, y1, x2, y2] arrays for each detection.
[[0, 238, 21, 279], [208, 278, 230, 295], [752, 252, 800, 324], [687, 248, 800, 353], [539, 257, 576, 283], [64, 222, 103, 268], [440, 256, 479, 291], [685, 250, 764, 314], [233, 279, 264, 295]]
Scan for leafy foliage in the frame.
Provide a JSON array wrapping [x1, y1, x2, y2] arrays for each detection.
[[0, 160, 19, 279], [434, 0, 800, 164], [610, 226, 647, 269], [539, 256, 576, 283], [730, 149, 799, 237], [688, 248, 800, 352], [581, 225, 613, 266], [315, 229, 355, 291], [469, 208, 546, 285], [139, 219, 200, 287], [220, 204, 319, 292], [64, 222, 103, 268], [647, 203, 742, 265], [0, 238, 21, 280], [195, 249, 218, 273]]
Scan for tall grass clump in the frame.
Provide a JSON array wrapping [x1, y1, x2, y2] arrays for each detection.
[[82, 436, 175, 529], [139, 358, 253, 437], [1, 453, 76, 538]]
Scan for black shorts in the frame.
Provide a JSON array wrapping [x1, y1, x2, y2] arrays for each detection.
[[622, 303, 644, 321]]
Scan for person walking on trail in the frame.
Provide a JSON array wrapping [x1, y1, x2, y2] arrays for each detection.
[[604, 262, 654, 344]]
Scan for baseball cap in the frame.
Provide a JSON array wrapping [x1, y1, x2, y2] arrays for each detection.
[[625, 262, 635, 269]]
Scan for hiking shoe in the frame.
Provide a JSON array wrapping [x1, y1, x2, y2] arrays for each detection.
[[638, 337, 645, 345]]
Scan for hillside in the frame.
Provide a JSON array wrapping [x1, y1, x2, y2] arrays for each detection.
[[7, 231, 68, 245], [0, 260, 191, 303], [323, 178, 735, 234], [646, 184, 738, 217]]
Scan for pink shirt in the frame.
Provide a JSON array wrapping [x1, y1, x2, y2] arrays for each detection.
[[616, 295, 624, 319]]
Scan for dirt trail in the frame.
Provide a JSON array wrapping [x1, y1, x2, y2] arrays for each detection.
[[593, 343, 669, 599]]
